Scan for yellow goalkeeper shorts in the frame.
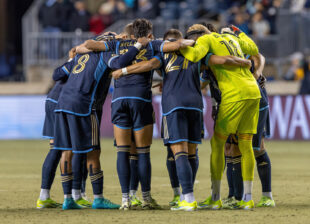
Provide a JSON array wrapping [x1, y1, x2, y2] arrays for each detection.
[[215, 99, 260, 135]]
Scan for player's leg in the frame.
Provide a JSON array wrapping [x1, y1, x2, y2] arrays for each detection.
[[224, 136, 234, 200], [131, 100, 159, 209], [223, 138, 244, 209], [112, 99, 133, 210], [134, 124, 160, 209], [163, 110, 197, 211], [72, 153, 91, 207], [114, 126, 132, 209], [253, 108, 274, 207], [187, 110, 202, 186], [81, 155, 88, 199], [233, 99, 260, 210], [37, 101, 62, 208], [166, 145, 180, 206], [188, 143, 198, 184], [70, 112, 119, 209], [53, 112, 81, 210], [129, 141, 142, 207], [37, 139, 62, 209], [199, 102, 241, 210], [231, 141, 243, 202]]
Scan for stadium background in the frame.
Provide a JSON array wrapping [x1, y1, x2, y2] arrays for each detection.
[[0, 0, 309, 223], [1, 0, 310, 140]]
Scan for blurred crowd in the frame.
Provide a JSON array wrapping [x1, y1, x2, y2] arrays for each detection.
[[38, 0, 310, 37]]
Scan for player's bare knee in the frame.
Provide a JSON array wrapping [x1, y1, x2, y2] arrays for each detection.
[[134, 124, 153, 147], [188, 143, 197, 155], [114, 125, 132, 146], [171, 142, 188, 155]]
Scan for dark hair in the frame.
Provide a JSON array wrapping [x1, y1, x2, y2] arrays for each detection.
[[132, 19, 153, 38], [163, 29, 183, 40]]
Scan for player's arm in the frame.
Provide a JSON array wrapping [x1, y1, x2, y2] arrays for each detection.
[[112, 57, 161, 80], [160, 39, 195, 52], [179, 35, 210, 62], [108, 46, 141, 69], [53, 48, 76, 81], [209, 55, 252, 68], [250, 53, 265, 80], [78, 37, 150, 53], [53, 59, 74, 81]]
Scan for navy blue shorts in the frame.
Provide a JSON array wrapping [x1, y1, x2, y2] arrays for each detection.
[[42, 100, 57, 139], [253, 107, 270, 150], [53, 111, 100, 153], [111, 99, 154, 131], [162, 109, 202, 145]]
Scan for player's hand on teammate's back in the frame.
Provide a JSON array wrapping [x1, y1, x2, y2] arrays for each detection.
[[112, 69, 123, 80]]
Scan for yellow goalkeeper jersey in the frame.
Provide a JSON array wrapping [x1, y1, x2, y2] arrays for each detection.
[[180, 32, 261, 104]]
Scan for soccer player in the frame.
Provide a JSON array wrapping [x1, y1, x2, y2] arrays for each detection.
[[111, 26, 252, 211], [79, 19, 195, 210], [180, 24, 262, 210], [36, 48, 76, 209], [53, 38, 147, 210]]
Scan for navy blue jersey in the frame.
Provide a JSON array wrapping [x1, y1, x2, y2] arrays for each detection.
[[46, 60, 75, 103], [246, 55, 269, 110], [105, 40, 164, 102], [157, 52, 203, 115], [201, 68, 222, 105], [259, 85, 269, 110], [55, 52, 112, 116]]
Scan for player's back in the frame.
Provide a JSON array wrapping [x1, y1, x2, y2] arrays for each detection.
[[107, 39, 163, 101], [206, 33, 260, 103], [56, 52, 110, 116], [161, 52, 202, 115]]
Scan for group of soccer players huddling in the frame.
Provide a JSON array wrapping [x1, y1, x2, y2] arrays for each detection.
[[36, 18, 275, 211]]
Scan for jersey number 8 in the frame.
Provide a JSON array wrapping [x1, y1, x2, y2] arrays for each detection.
[[72, 54, 90, 74]]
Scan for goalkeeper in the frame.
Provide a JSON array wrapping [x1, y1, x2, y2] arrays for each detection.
[[180, 25, 261, 210]]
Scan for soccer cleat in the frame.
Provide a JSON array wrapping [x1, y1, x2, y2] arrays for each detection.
[[92, 198, 120, 209], [198, 196, 222, 210], [75, 198, 92, 208], [36, 198, 62, 209], [142, 197, 161, 210], [171, 200, 197, 211], [222, 198, 240, 209], [119, 201, 131, 211], [130, 195, 142, 208], [62, 198, 82, 210], [232, 200, 254, 210], [256, 196, 275, 207], [169, 195, 180, 206]]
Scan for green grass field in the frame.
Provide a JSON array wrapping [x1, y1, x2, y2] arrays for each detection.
[[0, 139, 309, 223]]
